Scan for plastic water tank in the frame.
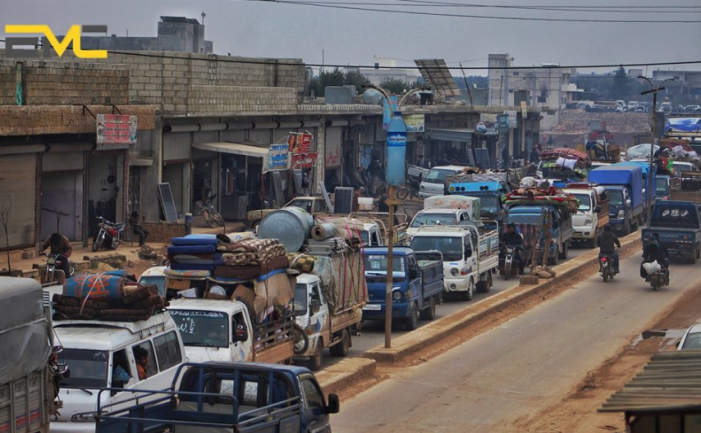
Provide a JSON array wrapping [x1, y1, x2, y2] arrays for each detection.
[[258, 207, 313, 253], [362, 89, 384, 105]]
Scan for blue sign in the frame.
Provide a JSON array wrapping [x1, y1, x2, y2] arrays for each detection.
[[386, 112, 407, 186], [382, 96, 399, 130], [267, 143, 289, 170]]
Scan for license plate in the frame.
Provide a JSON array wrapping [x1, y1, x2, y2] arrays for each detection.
[[363, 304, 382, 311], [47, 258, 56, 265]]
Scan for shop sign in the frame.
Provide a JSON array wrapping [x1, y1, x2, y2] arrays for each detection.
[[475, 121, 498, 136], [267, 143, 289, 170], [404, 114, 425, 133], [288, 132, 313, 154], [96, 114, 137, 145], [521, 101, 528, 118], [497, 114, 509, 132], [506, 110, 518, 128], [291, 152, 318, 170]]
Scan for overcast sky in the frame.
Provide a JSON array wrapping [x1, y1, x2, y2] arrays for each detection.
[[3, 0, 701, 74]]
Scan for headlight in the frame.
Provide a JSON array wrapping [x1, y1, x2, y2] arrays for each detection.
[[392, 291, 402, 301], [617, 210, 625, 219], [71, 412, 98, 422], [450, 268, 459, 277], [584, 217, 592, 225]]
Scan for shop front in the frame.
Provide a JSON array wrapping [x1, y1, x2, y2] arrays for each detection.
[[0, 147, 40, 250], [426, 128, 474, 166]]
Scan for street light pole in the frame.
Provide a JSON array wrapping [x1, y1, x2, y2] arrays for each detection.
[[638, 76, 674, 222]]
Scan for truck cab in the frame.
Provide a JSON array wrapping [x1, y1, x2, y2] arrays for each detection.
[[51, 312, 186, 433], [656, 174, 671, 201], [137, 266, 167, 296], [562, 185, 607, 247], [419, 165, 465, 198], [407, 208, 474, 237], [507, 205, 573, 265], [447, 181, 507, 230], [642, 200, 701, 264], [603, 186, 634, 234]]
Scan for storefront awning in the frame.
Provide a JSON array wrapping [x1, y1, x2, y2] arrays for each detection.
[[193, 142, 269, 158], [428, 128, 474, 143]]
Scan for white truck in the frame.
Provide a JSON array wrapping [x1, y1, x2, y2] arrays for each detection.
[[419, 165, 467, 198], [1, 278, 56, 433], [408, 196, 481, 237], [410, 223, 499, 301], [291, 249, 366, 370], [562, 185, 610, 248]]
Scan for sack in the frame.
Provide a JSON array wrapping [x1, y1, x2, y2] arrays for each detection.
[[643, 260, 661, 276]]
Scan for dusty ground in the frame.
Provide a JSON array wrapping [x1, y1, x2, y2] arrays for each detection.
[[513, 278, 701, 433]]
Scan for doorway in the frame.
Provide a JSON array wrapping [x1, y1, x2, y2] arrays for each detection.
[[41, 172, 83, 241]]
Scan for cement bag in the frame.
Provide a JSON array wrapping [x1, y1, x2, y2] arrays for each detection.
[[643, 261, 661, 276], [253, 269, 294, 315]]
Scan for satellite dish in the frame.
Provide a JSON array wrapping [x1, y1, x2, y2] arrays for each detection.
[[362, 89, 384, 105]]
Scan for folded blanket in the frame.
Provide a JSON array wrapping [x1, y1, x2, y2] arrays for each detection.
[[169, 253, 225, 266], [214, 256, 290, 281], [217, 239, 286, 263]]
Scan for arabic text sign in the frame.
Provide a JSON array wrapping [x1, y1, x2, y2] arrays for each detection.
[[291, 152, 318, 170], [268, 143, 289, 170], [288, 133, 313, 154], [404, 114, 425, 133], [96, 114, 137, 145]]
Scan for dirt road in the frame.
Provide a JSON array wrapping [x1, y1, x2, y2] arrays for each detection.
[[332, 255, 701, 433]]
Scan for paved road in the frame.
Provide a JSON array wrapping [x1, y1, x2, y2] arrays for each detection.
[[320, 245, 589, 368], [332, 254, 701, 432]]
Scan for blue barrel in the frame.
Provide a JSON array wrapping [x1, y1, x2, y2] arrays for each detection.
[[386, 112, 407, 186]]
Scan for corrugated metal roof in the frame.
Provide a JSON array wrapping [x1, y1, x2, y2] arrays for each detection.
[[600, 350, 701, 413]]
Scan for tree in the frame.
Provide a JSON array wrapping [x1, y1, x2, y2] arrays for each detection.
[[380, 77, 410, 95], [309, 68, 371, 97], [611, 66, 631, 101], [344, 70, 371, 91]]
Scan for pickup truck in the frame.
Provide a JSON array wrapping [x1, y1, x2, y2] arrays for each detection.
[[95, 362, 339, 433], [656, 173, 671, 201], [349, 212, 410, 246], [507, 204, 574, 266], [589, 165, 645, 236], [292, 248, 365, 370], [669, 171, 701, 205], [361, 247, 444, 330], [447, 180, 508, 232], [562, 184, 609, 248], [642, 200, 701, 264], [419, 165, 467, 198], [246, 196, 332, 229], [410, 224, 499, 301]]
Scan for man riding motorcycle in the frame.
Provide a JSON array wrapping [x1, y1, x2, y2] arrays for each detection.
[[597, 224, 621, 273], [640, 233, 670, 281], [501, 223, 525, 275], [38, 232, 73, 279]]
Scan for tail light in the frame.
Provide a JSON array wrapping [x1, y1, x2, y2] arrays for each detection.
[[460, 269, 468, 276], [109, 228, 118, 236]]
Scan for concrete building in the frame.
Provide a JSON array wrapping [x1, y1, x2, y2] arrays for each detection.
[[488, 54, 583, 130], [652, 69, 701, 101], [51, 16, 213, 54]]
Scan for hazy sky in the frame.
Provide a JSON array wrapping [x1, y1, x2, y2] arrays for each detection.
[[3, 0, 701, 73]]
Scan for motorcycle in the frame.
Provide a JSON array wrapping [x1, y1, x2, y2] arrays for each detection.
[[39, 252, 75, 284], [195, 193, 224, 228], [499, 244, 521, 281], [599, 253, 616, 282], [93, 216, 126, 252], [649, 267, 670, 291]]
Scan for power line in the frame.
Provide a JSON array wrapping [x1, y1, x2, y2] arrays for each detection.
[[252, 0, 701, 22]]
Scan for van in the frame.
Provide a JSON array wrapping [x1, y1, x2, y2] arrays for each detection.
[[51, 312, 185, 432], [419, 165, 466, 198], [137, 266, 167, 296]]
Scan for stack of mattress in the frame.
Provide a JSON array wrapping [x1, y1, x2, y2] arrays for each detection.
[[167, 234, 225, 272], [539, 147, 590, 179], [506, 187, 579, 213], [216, 238, 290, 281]]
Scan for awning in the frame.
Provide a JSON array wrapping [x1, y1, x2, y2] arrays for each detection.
[[428, 128, 474, 143], [192, 142, 269, 158]]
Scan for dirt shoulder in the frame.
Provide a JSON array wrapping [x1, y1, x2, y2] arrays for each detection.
[[512, 279, 701, 433]]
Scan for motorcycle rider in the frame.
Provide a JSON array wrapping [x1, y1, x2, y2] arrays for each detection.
[[501, 223, 525, 275], [597, 224, 621, 273], [38, 233, 73, 279], [641, 233, 670, 281]]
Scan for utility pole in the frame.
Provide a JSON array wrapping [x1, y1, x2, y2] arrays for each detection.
[[638, 76, 674, 221]]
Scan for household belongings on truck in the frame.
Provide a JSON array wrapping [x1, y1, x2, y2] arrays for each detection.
[[165, 234, 294, 323], [52, 270, 166, 322], [506, 187, 579, 213], [539, 147, 590, 179], [424, 195, 481, 222], [585, 124, 621, 162]]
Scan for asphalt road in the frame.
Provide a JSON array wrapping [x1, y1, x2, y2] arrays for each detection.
[[320, 245, 589, 369], [332, 254, 701, 432]]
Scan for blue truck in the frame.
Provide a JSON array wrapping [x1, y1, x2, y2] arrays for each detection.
[[447, 180, 508, 232], [95, 362, 339, 433], [506, 203, 574, 266], [616, 161, 656, 220], [362, 247, 444, 330], [655, 173, 671, 201], [588, 165, 645, 236], [642, 200, 701, 264]]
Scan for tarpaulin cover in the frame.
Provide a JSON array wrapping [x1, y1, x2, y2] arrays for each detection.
[[253, 270, 294, 316], [588, 165, 644, 209], [171, 234, 220, 246], [0, 278, 51, 384], [310, 249, 367, 314], [666, 117, 701, 133]]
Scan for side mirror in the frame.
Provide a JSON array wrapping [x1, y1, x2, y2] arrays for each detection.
[[465, 248, 473, 259], [326, 393, 340, 414], [626, 199, 632, 206], [594, 206, 602, 213], [311, 299, 322, 314], [233, 324, 248, 342]]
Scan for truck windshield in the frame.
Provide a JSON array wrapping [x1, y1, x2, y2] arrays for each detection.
[[364, 255, 405, 275], [293, 284, 308, 315], [479, 195, 499, 214], [411, 237, 463, 261], [673, 163, 693, 175], [170, 310, 229, 348], [411, 213, 457, 227], [655, 178, 669, 195], [423, 169, 454, 184], [572, 193, 591, 211], [138, 276, 165, 296], [682, 332, 701, 350], [608, 190, 624, 206], [59, 349, 108, 389], [508, 214, 541, 225]]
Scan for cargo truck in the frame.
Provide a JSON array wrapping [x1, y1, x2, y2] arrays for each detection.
[[562, 184, 610, 248], [588, 165, 645, 236]]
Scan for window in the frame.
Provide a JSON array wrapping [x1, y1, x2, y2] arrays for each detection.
[[294, 284, 308, 315], [171, 309, 229, 348], [314, 200, 325, 213], [410, 236, 463, 261], [310, 283, 323, 305], [111, 349, 132, 386], [133, 341, 157, 381], [232, 312, 249, 342], [59, 349, 108, 389], [154, 331, 182, 372], [682, 332, 701, 350], [301, 377, 324, 409]]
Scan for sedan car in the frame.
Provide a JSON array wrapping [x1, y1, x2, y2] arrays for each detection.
[[678, 324, 701, 350]]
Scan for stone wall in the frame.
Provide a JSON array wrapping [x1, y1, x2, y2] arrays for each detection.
[[141, 221, 189, 244], [187, 85, 298, 114], [548, 109, 650, 133]]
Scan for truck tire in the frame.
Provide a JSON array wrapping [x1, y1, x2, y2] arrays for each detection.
[[559, 241, 569, 260], [460, 279, 475, 301], [307, 346, 323, 371], [405, 303, 420, 330], [420, 296, 436, 320], [330, 329, 351, 357], [292, 324, 309, 355], [549, 247, 560, 266], [476, 272, 492, 293]]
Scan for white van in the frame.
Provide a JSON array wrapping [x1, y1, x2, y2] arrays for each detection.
[[137, 266, 168, 295], [419, 165, 466, 198], [51, 312, 185, 432]]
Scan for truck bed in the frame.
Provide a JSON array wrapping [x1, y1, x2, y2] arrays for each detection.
[[253, 316, 295, 363], [670, 189, 701, 204], [418, 260, 445, 298], [329, 305, 362, 335]]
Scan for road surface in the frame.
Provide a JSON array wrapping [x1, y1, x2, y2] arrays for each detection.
[[332, 254, 701, 432], [319, 245, 589, 369]]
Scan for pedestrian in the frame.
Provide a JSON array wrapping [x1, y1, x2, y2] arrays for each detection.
[[352, 166, 366, 190], [353, 187, 365, 212], [128, 211, 149, 247], [301, 170, 310, 195]]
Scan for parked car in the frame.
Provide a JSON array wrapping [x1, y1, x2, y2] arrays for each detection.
[[678, 324, 701, 350]]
